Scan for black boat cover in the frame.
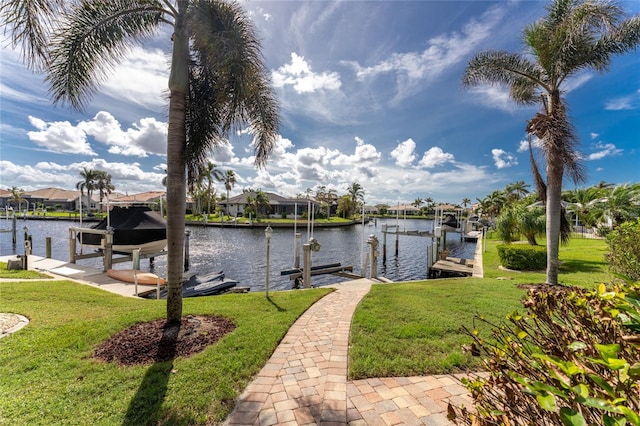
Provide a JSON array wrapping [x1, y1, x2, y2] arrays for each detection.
[[79, 206, 166, 246]]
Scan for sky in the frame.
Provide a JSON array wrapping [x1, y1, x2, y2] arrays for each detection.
[[1, 0, 639, 206]]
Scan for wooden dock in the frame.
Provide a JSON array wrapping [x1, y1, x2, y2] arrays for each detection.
[[429, 257, 475, 278]]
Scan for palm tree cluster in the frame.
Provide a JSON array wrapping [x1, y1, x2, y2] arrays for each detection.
[[564, 182, 640, 232], [187, 161, 237, 217], [75, 168, 114, 212], [464, 0, 640, 284]]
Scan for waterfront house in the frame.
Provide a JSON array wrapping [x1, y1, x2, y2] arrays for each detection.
[[220, 191, 321, 219]]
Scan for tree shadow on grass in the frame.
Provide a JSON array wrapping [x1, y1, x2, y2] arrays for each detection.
[[560, 259, 608, 274], [267, 296, 286, 312], [122, 323, 180, 426]]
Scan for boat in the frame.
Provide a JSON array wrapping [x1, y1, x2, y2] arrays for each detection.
[[441, 213, 459, 230], [142, 271, 238, 299], [107, 268, 166, 285], [78, 206, 167, 255]]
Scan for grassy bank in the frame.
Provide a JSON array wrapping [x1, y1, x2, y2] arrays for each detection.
[[0, 281, 330, 425], [349, 236, 611, 379]]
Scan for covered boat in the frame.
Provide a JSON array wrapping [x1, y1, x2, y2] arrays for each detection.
[[441, 213, 459, 230], [78, 206, 167, 255], [143, 271, 238, 299]]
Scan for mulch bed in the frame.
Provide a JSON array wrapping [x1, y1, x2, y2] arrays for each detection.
[[93, 315, 235, 366]]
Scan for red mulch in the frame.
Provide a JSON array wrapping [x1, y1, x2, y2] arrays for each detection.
[[93, 315, 235, 366]]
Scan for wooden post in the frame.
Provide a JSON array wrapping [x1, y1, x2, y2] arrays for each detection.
[[382, 224, 387, 264], [46, 237, 52, 258], [12, 215, 16, 245], [303, 243, 311, 288], [395, 225, 399, 256], [103, 232, 113, 271], [294, 232, 301, 268], [69, 229, 77, 263]]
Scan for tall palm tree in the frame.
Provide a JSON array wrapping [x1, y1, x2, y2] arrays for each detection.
[[2, 0, 280, 324], [95, 170, 115, 211], [195, 161, 223, 215], [463, 0, 640, 284], [76, 167, 98, 213], [223, 169, 237, 218], [461, 197, 471, 212]]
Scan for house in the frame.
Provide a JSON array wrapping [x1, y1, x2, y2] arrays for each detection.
[[220, 191, 321, 219], [386, 204, 421, 216], [23, 188, 89, 211]]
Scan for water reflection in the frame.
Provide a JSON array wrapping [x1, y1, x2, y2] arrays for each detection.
[[0, 217, 475, 291]]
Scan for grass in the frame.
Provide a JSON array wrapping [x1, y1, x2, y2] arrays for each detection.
[[0, 280, 330, 425], [0, 234, 613, 423], [348, 235, 611, 379], [0, 261, 50, 279]]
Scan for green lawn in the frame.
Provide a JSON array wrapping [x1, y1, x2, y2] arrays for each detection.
[[0, 281, 330, 425], [348, 236, 611, 379], [0, 235, 613, 424]]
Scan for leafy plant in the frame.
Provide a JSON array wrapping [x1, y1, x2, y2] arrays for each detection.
[[450, 283, 640, 425], [606, 219, 640, 281], [497, 244, 547, 270]]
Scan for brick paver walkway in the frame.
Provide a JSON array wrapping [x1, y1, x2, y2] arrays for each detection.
[[224, 279, 478, 425]]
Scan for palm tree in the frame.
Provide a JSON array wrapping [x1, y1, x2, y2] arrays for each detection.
[[76, 167, 98, 213], [590, 183, 640, 228], [8, 186, 26, 213], [347, 182, 365, 207], [2, 1, 280, 324], [95, 170, 115, 211], [254, 190, 270, 218], [461, 197, 471, 213], [223, 170, 237, 218], [463, 0, 640, 285], [196, 161, 223, 215]]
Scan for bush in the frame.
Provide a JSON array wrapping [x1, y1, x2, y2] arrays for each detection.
[[450, 283, 640, 425], [606, 219, 640, 281], [497, 244, 546, 270]]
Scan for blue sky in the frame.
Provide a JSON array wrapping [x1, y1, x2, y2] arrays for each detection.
[[1, 0, 639, 206]]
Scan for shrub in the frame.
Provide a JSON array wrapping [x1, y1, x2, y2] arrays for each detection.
[[450, 283, 640, 425], [497, 244, 546, 270], [606, 219, 640, 281]]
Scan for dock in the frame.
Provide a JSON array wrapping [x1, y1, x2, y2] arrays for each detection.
[[281, 263, 354, 280]]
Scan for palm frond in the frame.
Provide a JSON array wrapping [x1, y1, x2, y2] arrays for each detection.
[[46, 0, 165, 110], [0, 0, 68, 70], [184, 0, 279, 181], [462, 50, 546, 104]]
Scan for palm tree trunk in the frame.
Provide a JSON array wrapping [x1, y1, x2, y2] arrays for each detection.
[[165, 5, 189, 325], [546, 157, 563, 285]]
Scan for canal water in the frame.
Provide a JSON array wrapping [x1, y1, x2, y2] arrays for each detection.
[[0, 217, 476, 292]]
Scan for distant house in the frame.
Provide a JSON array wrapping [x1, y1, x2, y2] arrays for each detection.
[[24, 188, 89, 211], [386, 204, 421, 215], [220, 191, 321, 219]]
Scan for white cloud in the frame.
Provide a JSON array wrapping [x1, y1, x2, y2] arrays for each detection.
[[492, 148, 518, 169], [102, 46, 169, 110], [346, 4, 506, 99], [517, 136, 542, 152], [590, 132, 599, 140], [27, 116, 96, 155], [26, 112, 167, 158], [390, 139, 416, 167], [605, 89, 640, 110], [418, 146, 455, 168], [587, 142, 622, 160], [272, 53, 342, 94]]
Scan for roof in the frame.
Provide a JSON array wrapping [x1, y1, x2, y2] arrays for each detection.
[[24, 188, 82, 202], [110, 191, 165, 203], [223, 191, 320, 206]]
